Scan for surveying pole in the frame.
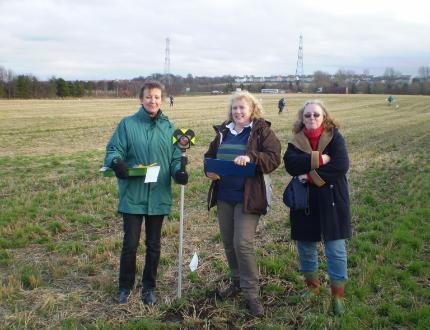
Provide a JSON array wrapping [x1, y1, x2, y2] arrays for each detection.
[[172, 129, 195, 298]]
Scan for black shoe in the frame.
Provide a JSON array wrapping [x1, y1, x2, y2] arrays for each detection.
[[246, 298, 264, 318], [118, 289, 131, 304], [218, 281, 241, 300], [141, 289, 157, 305]]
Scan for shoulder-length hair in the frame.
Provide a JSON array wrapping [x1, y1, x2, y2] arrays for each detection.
[[292, 99, 339, 133], [227, 91, 263, 122]]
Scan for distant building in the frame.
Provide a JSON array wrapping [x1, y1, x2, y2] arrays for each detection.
[[235, 76, 262, 83], [261, 88, 280, 94]]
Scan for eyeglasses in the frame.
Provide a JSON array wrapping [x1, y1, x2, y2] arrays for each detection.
[[304, 112, 321, 118]]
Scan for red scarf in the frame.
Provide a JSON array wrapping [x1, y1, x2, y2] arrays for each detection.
[[304, 126, 324, 151]]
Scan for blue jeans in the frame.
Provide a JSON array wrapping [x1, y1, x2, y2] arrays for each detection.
[[297, 240, 348, 282], [119, 213, 164, 291]]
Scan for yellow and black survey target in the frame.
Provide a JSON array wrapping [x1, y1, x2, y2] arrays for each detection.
[[172, 129, 196, 150]]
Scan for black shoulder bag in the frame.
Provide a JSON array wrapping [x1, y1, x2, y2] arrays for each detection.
[[283, 176, 310, 215]]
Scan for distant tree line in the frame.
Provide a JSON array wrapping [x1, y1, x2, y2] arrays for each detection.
[[1, 65, 429, 99], [307, 67, 430, 95]]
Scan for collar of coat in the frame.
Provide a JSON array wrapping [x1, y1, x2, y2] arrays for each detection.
[[213, 118, 271, 134], [137, 106, 168, 122], [290, 127, 334, 153]]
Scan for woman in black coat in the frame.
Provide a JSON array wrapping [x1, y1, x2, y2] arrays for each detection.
[[284, 100, 352, 315]]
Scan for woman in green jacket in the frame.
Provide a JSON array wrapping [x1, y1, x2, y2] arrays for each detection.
[[104, 80, 188, 305]]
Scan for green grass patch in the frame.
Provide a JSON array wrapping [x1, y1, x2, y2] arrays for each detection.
[[20, 266, 43, 290], [0, 95, 429, 329]]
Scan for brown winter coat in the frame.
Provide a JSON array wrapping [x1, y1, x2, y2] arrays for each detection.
[[204, 118, 281, 215]]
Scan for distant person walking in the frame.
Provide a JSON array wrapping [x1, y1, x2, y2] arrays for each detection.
[[278, 97, 286, 114], [283, 99, 352, 315], [387, 95, 394, 106], [104, 80, 188, 305], [204, 91, 281, 317], [169, 95, 174, 107]]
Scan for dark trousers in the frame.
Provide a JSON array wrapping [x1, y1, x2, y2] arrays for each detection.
[[119, 213, 164, 291]]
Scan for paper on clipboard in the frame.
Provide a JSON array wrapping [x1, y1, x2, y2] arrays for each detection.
[[144, 166, 160, 183]]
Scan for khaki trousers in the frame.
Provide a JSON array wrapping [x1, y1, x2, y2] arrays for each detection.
[[217, 201, 260, 299]]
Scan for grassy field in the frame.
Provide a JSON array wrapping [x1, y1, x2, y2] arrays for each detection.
[[0, 94, 429, 329]]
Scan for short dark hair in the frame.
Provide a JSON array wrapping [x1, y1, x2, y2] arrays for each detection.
[[139, 80, 166, 99]]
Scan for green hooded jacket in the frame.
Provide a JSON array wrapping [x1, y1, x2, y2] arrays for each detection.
[[104, 106, 182, 215]]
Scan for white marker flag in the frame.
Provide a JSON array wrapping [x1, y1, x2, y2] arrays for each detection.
[[189, 252, 198, 272]]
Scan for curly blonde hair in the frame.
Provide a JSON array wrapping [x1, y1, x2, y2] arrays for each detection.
[[292, 99, 339, 133], [227, 91, 263, 122]]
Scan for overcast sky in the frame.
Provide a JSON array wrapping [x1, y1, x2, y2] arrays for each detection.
[[1, 0, 429, 80]]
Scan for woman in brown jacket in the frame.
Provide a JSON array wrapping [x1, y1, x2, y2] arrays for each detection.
[[204, 91, 281, 317]]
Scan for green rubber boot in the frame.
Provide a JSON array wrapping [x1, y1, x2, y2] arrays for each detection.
[[330, 282, 346, 315]]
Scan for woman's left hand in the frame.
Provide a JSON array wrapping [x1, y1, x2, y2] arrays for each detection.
[[298, 174, 308, 183], [234, 155, 251, 167]]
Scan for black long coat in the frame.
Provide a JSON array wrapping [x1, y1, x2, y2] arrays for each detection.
[[284, 128, 352, 241]]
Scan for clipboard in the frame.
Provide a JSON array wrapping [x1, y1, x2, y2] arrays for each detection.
[[204, 158, 256, 177], [99, 166, 146, 177], [99, 163, 158, 179]]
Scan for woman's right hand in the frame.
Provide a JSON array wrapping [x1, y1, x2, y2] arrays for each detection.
[[206, 172, 220, 181], [322, 154, 331, 165]]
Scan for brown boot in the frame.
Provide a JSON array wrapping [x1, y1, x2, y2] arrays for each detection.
[[218, 280, 241, 300], [246, 298, 264, 318]]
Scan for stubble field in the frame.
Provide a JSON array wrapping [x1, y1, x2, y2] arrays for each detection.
[[0, 94, 429, 329]]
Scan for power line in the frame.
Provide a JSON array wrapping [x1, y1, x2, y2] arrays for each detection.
[[164, 37, 171, 90], [295, 34, 304, 81], [164, 37, 171, 76]]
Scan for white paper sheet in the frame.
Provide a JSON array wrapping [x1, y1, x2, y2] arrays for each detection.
[[144, 166, 160, 183]]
